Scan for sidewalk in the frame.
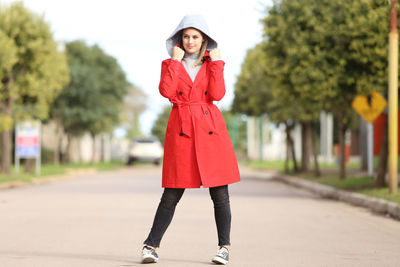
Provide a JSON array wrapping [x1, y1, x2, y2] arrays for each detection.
[[239, 165, 400, 221]]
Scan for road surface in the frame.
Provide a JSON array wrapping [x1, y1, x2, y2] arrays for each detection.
[[0, 165, 399, 266]]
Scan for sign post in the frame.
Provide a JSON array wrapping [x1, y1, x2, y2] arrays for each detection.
[[352, 92, 387, 177], [15, 120, 41, 176], [367, 123, 373, 176]]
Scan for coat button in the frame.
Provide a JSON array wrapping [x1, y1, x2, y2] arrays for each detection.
[[205, 91, 208, 95], [179, 91, 183, 95], [205, 110, 209, 115], [179, 132, 184, 136], [209, 131, 213, 135]]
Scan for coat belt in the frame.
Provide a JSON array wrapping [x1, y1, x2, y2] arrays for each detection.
[[171, 99, 213, 137]]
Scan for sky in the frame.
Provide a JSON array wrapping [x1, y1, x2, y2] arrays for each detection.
[[2, 0, 270, 136]]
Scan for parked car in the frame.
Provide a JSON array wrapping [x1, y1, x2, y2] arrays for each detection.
[[127, 137, 163, 165]]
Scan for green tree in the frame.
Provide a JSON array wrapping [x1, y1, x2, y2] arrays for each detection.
[[151, 105, 172, 146], [220, 109, 247, 160], [232, 44, 272, 117], [232, 43, 300, 172], [262, 0, 343, 175], [260, 0, 388, 178], [0, 2, 69, 173], [50, 40, 128, 162]]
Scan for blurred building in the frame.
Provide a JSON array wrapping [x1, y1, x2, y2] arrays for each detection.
[[246, 113, 349, 164], [41, 120, 111, 163], [246, 116, 301, 161]]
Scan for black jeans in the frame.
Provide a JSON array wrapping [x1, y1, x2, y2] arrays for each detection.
[[143, 185, 231, 248]]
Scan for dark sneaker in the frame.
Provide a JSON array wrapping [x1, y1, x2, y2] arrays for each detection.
[[141, 245, 159, 263], [212, 246, 229, 265]]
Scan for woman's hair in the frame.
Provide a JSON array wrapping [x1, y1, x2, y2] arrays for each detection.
[[180, 29, 208, 67], [194, 37, 208, 67]]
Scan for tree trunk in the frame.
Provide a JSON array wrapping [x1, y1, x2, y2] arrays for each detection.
[[311, 127, 321, 177], [1, 129, 12, 174], [63, 133, 72, 163], [91, 133, 96, 163], [290, 136, 299, 172], [286, 122, 298, 172], [78, 138, 82, 163], [101, 134, 106, 162], [53, 121, 62, 165], [0, 77, 14, 174], [285, 143, 289, 173], [338, 112, 346, 179], [284, 122, 290, 173], [289, 126, 298, 173], [376, 117, 388, 187], [360, 118, 368, 171], [301, 122, 312, 172]]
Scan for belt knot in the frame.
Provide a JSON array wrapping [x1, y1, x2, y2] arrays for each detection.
[[170, 99, 212, 137]]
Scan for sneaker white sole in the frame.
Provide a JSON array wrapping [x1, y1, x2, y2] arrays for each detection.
[[141, 256, 158, 263], [212, 256, 228, 265]]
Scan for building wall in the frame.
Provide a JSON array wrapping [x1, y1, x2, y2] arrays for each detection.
[[41, 120, 111, 163], [246, 116, 301, 161], [246, 114, 333, 163]]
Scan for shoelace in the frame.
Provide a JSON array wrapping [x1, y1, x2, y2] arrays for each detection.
[[216, 247, 229, 258], [143, 247, 156, 256]]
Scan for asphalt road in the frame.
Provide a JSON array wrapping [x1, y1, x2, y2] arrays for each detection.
[[0, 165, 400, 267]]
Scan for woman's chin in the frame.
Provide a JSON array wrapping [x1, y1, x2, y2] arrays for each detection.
[[185, 49, 199, 54]]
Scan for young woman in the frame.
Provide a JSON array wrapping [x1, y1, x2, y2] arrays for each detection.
[[141, 14, 240, 265]]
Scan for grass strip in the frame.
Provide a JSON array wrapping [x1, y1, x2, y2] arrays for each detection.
[[0, 161, 125, 184]]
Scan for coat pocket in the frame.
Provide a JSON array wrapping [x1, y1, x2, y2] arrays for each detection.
[[199, 105, 217, 133]]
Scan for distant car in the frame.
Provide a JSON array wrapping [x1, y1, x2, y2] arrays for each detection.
[[127, 137, 163, 165]]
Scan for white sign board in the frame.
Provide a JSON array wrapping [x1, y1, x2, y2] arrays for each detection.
[[15, 120, 41, 175]]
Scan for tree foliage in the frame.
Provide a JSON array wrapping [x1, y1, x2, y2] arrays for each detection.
[[261, 0, 387, 119], [234, 0, 389, 177], [51, 40, 128, 138], [232, 43, 271, 116], [151, 105, 172, 146], [0, 2, 70, 122], [0, 2, 69, 173]]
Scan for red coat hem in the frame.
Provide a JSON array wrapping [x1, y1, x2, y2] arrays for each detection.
[[162, 178, 240, 189]]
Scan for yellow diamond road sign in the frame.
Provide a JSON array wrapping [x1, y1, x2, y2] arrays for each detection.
[[352, 91, 387, 123]]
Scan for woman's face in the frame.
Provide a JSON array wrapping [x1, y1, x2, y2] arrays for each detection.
[[182, 28, 204, 54]]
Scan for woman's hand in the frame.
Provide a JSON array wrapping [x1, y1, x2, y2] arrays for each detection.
[[172, 46, 185, 61], [209, 48, 221, 59]]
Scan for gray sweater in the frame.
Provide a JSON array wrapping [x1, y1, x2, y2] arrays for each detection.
[[175, 52, 221, 82], [182, 52, 201, 82]]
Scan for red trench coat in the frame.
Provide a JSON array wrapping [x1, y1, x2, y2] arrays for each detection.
[[159, 54, 241, 188]]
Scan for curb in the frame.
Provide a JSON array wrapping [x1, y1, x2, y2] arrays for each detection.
[[271, 174, 400, 221]]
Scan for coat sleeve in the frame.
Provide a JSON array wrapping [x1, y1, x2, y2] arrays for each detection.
[[207, 60, 226, 101], [159, 59, 181, 99]]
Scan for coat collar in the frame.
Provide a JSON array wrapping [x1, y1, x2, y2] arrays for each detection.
[[179, 52, 210, 86]]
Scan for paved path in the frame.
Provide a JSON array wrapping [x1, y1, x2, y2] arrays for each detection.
[[0, 165, 400, 266]]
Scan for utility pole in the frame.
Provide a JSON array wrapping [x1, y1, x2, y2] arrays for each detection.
[[388, 0, 398, 194]]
